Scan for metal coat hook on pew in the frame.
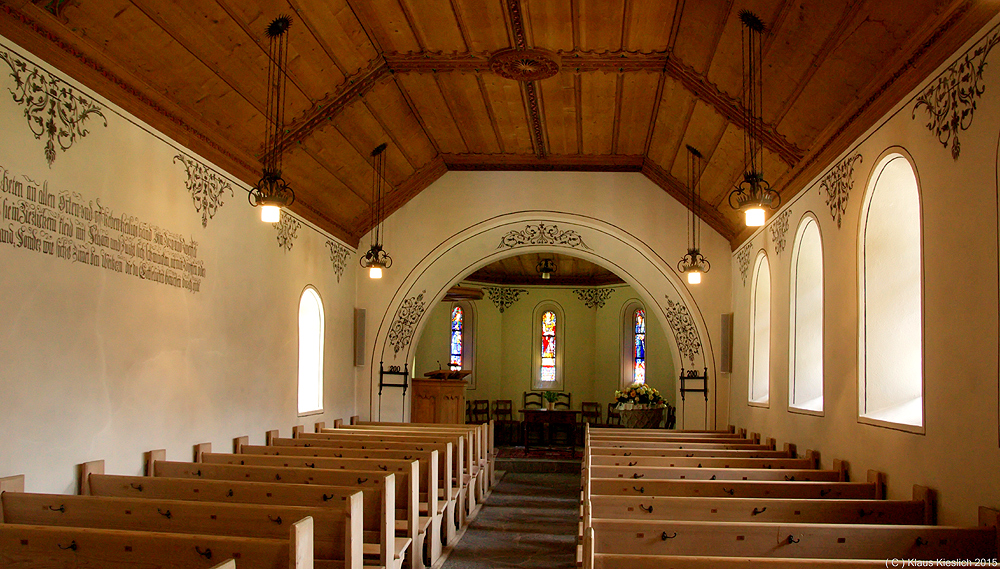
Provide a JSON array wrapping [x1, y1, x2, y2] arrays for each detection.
[[130, 483, 143, 491], [269, 515, 282, 525], [639, 504, 653, 513], [661, 532, 677, 540], [157, 508, 172, 519], [722, 488, 735, 495], [195, 546, 213, 559], [58, 540, 77, 551], [786, 535, 800, 544], [47, 504, 65, 513], [633, 486, 644, 493], [751, 507, 766, 516]]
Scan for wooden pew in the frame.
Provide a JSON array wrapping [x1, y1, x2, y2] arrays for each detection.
[[588, 454, 817, 470], [301, 431, 477, 518], [588, 476, 884, 500], [350, 421, 496, 490], [589, 440, 772, 450], [586, 516, 999, 560], [202, 452, 440, 568], [587, 465, 844, 482], [86, 473, 395, 569], [1, 491, 362, 569], [240, 443, 458, 547], [271, 436, 466, 533], [148, 460, 413, 569], [0, 518, 316, 569], [331, 425, 488, 503], [584, 487, 935, 525]]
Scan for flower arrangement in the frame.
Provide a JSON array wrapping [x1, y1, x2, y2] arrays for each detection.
[[614, 381, 665, 409]]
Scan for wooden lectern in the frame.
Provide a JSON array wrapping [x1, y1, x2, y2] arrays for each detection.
[[412, 370, 471, 424]]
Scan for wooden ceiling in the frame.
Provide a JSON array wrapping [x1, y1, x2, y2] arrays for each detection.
[[465, 252, 624, 286], [0, 0, 993, 247]]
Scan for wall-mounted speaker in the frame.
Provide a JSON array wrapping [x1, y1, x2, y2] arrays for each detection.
[[720, 312, 734, 373], [354, 308, 366, 366]]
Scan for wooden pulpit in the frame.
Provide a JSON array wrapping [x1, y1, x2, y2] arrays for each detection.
[[411, 370, 471, 424]]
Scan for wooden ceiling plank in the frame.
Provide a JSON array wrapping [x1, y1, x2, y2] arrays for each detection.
[[580, 71, 617, 155], [395, 0, 467, 53], [346, 0, 422, 53], [668, 100, 728, 183], [624, 0, 678, 52], [388, 75, 444, 155], [477, 74, 508, 154], [452, 0, 510, 52], [363, 78, 439, 169], [521, 0, 574, 51], [282, 144, 370, 227], [435, 72, 501, 154], [576, 0, 626, 51], [286, 0, 379, 78], [213, 0, 344, 104], [699, 123, 745, 208], [331, 100, 415, 185], [703, 0, 785, 104], [645, 76, 696, 173], [480, 73, 535, 154], [642, 159, 737, 242], [294, 143, 372, 209], [441, 153, 643, 170], [671, 0, 732, 74], [394, 72, 469, 153], [352, 158, 448, 235], [610, 73, 623, 154], [297, 124, 372, 203], [617, 71, 660, 156]]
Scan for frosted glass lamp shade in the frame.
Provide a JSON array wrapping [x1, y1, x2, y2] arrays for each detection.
[[745, 207, 765, 227], [261, 204, 281, 223], [687, 270, 702, 284], [369, 266, 383, 279]]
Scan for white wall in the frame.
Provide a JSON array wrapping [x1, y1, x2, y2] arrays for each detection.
[[413, 284, 677, 416], [0, 34, 356, 494], [727, 17, 1000, 525], [355, 170, 732, 430]]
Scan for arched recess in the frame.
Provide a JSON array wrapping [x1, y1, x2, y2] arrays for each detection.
[[364, 211, 718, 429]]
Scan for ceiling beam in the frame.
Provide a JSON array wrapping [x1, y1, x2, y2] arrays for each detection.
[[442, 153, 643, 171], [641, 159, 738, 243]]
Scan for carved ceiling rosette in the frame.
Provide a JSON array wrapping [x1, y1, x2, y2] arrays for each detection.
[[388, 291, 427, 355], [913, 29, 1000, 160], [574, 287, 615, 309], [483, 286, 528, 313], [0, 47, 107, 167], [488, 48, 560, 82], [173, 154, 234, 228]]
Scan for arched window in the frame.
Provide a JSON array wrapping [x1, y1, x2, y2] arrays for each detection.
[[633, 308, 646, 383], [749, 252, 770, 406], [450, 306, 463, 370], [532, 302, 565, 390], [789, 216, 823, 413], [298, 287, 324, 415], [859, 154, 923, 430]]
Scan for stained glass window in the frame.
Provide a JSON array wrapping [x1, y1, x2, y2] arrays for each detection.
[[540, 310, 556, 382], [633, 308, 646, 383], [449, 306, 463, 370]]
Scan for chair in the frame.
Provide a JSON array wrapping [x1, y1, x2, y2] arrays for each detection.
[[606, 402, 622, 427], [580, 402, 602, 425], [465, 399, 472, 424], [492, 400, 519, 446], [470, 399, 490, 424], [523, 391, 543, 409], [665, 403, 677, 430], [553, 392, 571, 410]]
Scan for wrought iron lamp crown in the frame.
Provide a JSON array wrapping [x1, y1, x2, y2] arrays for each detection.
[[536, 258, 556, 280], [678, 145, 710, 284], [728, 10, 779, 227], [249, 15, 295, 223]]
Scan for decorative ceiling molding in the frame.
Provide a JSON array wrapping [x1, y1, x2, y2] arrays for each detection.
[[736, 243, 753, 287], [497, 223, 590, 250], [483, 286, 528, 313], [574, 287, 615, 309], [0, 46, 107, 166], [663, 296, 702, 367], [387, 290, 427, 355], [326, 240, 351, 282], [173, 154, 234, 228], [819, 153, 863, 229], [769, 209, 792, 256], [271, 60, 391, 162], [442, 153, 643, 171], [489, 48, 559, 82], [274, 211, 301, 252], [522, 79, 547, 158], [913, 28, 1000, 160]]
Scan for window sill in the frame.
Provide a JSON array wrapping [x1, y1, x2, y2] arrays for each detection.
[[297, 409, 324, 418], [748, 399, 770, 409], [789, 397, 824, 416]]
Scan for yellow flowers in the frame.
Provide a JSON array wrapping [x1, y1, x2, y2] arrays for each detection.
[[614, 381, 664, 407]]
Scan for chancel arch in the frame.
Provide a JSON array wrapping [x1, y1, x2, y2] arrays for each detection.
[[364, 211, 717, 429]]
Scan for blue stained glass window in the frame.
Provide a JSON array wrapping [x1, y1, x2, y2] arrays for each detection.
[[633, 309, 646, 383], [450, 306, 463, 370]]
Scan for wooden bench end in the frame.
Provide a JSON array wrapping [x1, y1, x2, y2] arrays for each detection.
[[350, 415, 360, 425], [913, 485, 937, 525], [233, 436, 249, 454], [784, 443, 798, 459], [77, 460, 104, 495], [292, 425, 305, 438], [266, 429, 279, 445], [193, 442, 212, 463], [145, 449, 166, 476], [979, 506, 1000, 556], [0, 474, 25, 494], [290, 515, 314, 569], [313, 422, 325, 433], [866, 469, 886, 499], [333, 418, 343, 428], [727, 424, 735, 433]]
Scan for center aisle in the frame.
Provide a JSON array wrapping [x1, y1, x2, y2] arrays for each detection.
[[438, 471, 581, 569]]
